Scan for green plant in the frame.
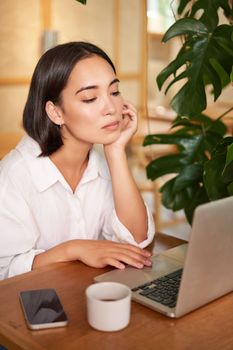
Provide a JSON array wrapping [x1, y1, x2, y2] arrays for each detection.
[[143, 0, 233, 224], [75, 0, 87, 4]]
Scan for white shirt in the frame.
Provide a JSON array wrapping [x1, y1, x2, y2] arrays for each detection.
[[0, 136, 155, 279]]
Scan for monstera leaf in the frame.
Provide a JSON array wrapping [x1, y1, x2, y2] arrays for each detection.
[[203, 137, 233, 200], [75, 0, 87, 4], [157, 18, 233, 116], [178, 0, 233, 26], [143, 113, 232, 223]]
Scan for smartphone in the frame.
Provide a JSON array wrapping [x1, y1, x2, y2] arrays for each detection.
[[19, 288, 68, 330]]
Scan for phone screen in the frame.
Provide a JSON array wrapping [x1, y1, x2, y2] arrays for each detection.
[[19, 288, 68, 330]]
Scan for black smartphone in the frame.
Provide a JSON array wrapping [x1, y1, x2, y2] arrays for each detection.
[[19, 288, 68, 330]]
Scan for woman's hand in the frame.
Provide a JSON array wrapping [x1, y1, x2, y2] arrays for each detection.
[[68, 239, 152, 270], [32, 239, 152, 270], [104, 101, 137, 153]]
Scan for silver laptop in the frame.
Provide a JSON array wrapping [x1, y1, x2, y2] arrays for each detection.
[[95, 196, 233, 318]]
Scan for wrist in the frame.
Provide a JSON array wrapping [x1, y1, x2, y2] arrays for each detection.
[[104, 144, 126, 160]]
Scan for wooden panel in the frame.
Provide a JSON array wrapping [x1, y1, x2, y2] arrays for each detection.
[[0, 0, 41, 77], [118, 0, 142, 74], [120, 80, 140, 107], [52, 0, 115, 56], [0, 86, 28, 133]]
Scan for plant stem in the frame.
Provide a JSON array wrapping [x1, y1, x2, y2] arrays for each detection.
[[217, 106, 233, 120]]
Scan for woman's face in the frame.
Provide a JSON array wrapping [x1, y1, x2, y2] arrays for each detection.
[[57, 55, 124, 146]]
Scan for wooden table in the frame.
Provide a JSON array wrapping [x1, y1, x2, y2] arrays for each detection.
[[0, 233, 233, 350]]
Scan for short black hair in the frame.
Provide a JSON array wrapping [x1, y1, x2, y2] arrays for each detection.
[[23, 42, 116, 156]]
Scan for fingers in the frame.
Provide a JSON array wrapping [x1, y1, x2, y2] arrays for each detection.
[[105, 257, 126, 270], [123, 101, 137, 113], [76, 240, 152, 270], [122, 101, 137, 120], [105, 243, 152, 269]]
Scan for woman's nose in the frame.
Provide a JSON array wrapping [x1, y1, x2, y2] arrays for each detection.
[[102, 96, 116, 116]]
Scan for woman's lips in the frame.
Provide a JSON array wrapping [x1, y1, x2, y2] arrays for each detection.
[[102, 121, 120, 130]]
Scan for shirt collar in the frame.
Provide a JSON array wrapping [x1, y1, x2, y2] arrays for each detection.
[[16, 136, 110, 192]]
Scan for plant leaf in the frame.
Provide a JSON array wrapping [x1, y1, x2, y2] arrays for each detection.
[[156, 47, 191, 90], [146, 154, 185, 181], [75, 0, 87, 4], [203, 137, 233, 199], [224, 142, 233, 168], [222, 142, 233, 182], [143, 133, 202, 151], [177, 0, 191, 15], [190, 0, 219, 30], [160, 178, 196, 211], [184, 186, 209, 224], [162, 18, 208, 42], [172, 164, 203, 192], [171, 78, 207, 116], [227, 182, 233, 195], [157, 19, 233, 116], [222, 161, 233, 183]]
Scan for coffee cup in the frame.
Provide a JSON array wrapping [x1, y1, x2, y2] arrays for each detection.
[[85, 282, 132, 332]]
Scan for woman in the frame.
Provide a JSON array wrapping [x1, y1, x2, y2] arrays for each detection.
[[0, 42, 155, 279]]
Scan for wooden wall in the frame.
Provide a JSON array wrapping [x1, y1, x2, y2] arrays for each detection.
[[0, 0, 147, 139]]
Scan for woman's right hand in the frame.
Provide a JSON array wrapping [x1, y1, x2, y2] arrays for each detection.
[[70, 240, 152, 269], [33, 239, 152, 270]]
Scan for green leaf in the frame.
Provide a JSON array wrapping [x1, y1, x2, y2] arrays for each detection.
[[203, 62, 222, 100], [227, 182, 233, 195], [146, 154, 185, 181], [162, 18, 208, 42], [222, 161, 233, 183], [171, 78, 207, 116], [219, 0, 233, 20], [157, 19, 233, 116], [184, 186, 209, 224], [173, 164, 203, 192], [178, 0, 233, 24], [214, 25, 233, 56], [160, 178, 196, 211], [190, 0, 219, 30], [156, 47, 190, 90], [171, 113, 227, 136], [224, 142, 233, 167], [222, 142, 233, 182], [203, 137, 233, 199], [143, 133, 203, 152], [203, 131, 224, 153], [75, 0, 87, 4], [210, 59, 231, 88], [177, 0, 191, 15]]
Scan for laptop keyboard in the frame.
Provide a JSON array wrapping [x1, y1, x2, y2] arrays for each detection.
[[131, 268, 183, 308]]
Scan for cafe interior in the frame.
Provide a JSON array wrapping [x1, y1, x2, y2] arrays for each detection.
[[0, 0, 232, 243], [0, 2, 233, 350]]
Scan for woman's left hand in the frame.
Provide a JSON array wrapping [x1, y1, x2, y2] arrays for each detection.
[[105, 101, 138, 151]]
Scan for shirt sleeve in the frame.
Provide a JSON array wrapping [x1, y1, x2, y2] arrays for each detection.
[[0, 175, 44, 280], [102, 202, 155, 248]]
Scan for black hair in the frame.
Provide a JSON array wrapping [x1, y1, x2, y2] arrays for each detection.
[[23, 42, 116, 156]]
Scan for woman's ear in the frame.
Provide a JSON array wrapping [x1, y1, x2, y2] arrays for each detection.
[[45, 101, 64, 126]]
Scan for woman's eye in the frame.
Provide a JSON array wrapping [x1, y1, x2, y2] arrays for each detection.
[[111, 91, 120, 96], [82, 97, 97, 103]]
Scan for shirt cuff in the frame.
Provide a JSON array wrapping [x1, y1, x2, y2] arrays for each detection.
[[111, 203, 155, 248], [6, 249, 45, 278]]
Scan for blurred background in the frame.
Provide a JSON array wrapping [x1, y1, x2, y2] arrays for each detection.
[[0, 0, 232, 240]]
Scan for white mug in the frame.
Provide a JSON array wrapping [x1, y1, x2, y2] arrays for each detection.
[[86, 282, 132, 332]]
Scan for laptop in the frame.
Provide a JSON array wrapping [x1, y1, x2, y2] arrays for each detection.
[[95, 196, 233, 318]]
